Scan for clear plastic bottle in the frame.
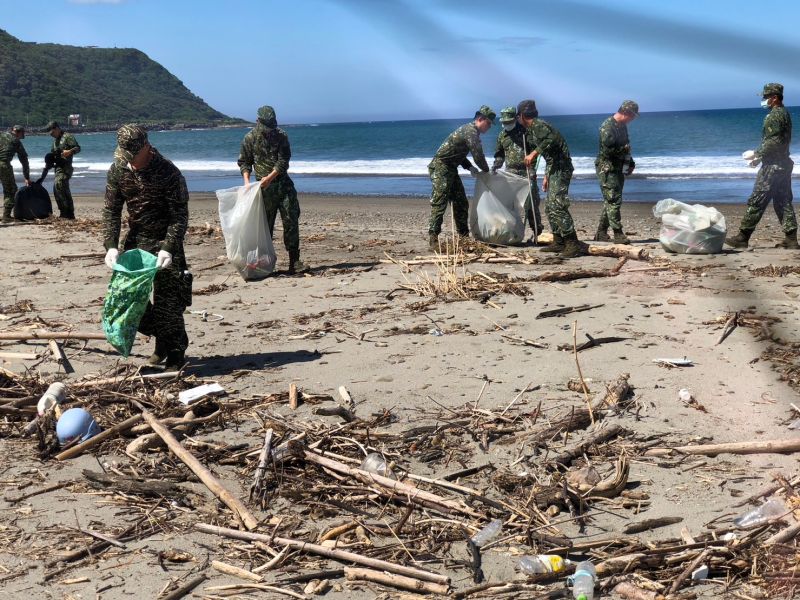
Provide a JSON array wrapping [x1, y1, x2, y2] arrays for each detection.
[[733, 498, 785, 528], [37, 382, 67, 416], [571, 561, 596, 600], [518, 554, 569, 575], [360, 452, 396, 479], [470, 519, 502, 547]]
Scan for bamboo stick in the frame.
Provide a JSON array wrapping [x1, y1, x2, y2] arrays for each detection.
[[344, 566, 449, 595], [645, 438, 800, 457], [0, 331, 107, 341]]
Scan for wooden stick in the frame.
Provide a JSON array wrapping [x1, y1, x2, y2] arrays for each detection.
[[0, 351, 38, 360], [211, 560, 262, 582], [586, 243, 650, 261], [765, 522, 800, 545], [536, 303, 604, 319], [551, 423, 625, 466], [668, 547, 711, 595], [55, 414, 144, 461], [195, 523, 450, 585], [289, 383, 298, 410], [715, 311, 739, 346], [338, 385, 354, 408], [49, 340, 74, 374], [572, 321, 594, 425], [72, 371, 181, 389], [613, 582, 665, 600], [4, 480, 72, 504], [0, 331, 107, 341], [134, 402, 259, 530], [645, 438, 800, 457], [344, 567, 449, 595], [250, 428, 273, 501], [160, 573, 207, 600]]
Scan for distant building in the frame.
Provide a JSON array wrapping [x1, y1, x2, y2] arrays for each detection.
[[68, 114, 82, 127]]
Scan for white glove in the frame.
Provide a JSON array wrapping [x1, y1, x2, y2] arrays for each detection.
[[156, 250, 173, 269], [104, 248, 119, 269], [742, 150, 756, 161], [469, 166, 479, 176]]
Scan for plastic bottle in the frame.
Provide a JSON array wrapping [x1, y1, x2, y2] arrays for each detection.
[[470, 519, 502, 547], [569, 561, 596, 599], [23, 382, 67, 436], [518, 554, 569, 575], [733, 498, 785, 528], [360, 452, 396, 479]]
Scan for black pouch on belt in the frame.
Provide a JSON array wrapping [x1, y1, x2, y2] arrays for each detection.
[[179, 271, 193, 307]]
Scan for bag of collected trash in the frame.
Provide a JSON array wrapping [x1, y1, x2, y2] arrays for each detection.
[[13, 182, 52, 220], [102, 249, 159, 357], [469, 172, 530, 245], [216, 184, 277, 281], [652, 198, 727, 254]]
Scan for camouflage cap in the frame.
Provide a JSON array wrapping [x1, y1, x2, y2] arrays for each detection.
[[516, 99, 538, 119], [45, 120, 60, 131], [618, 100, 639, 116], [475, 105, 496, 124], [11, 125, 24, 133], [257, 105, 278, 127], [761, 83, 783, 97], [115, 124, 149, 163], [499, 106, 517, 123]]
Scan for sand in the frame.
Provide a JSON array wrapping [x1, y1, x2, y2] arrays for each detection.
[[0, 193, 798, 598]]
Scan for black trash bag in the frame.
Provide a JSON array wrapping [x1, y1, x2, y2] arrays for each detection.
[[13, 183, 53, 220], [37, 151, 65, 185]]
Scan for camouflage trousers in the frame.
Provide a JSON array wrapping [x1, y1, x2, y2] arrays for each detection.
[[428, 162, 469, 236], [0, 161, 17, 211], [596, 166, 625, 231], [54, 169, 75, 218], [508, 169, 543, 235], [137, 264, 191, 355], [739, 163, 797, 234], [543, 167, 575, 237], [263, 176, 300, 257]]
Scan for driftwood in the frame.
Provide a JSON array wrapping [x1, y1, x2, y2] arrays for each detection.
[[195, 523, 450, 586], [82, 469, 180, 497], [72, 371, 182, 389], [0, 330, 107, 341], [586, 243, 650, 261], [212, 560, 263, 582], [48, 340, 74, 373], [56, 414, 144, 461], [623, 516, 684, 535], [536, 303, 604, 319], [344, 566, 450, 595], [289, 383, 298, 410], [613, 581, 665, 600], [133, 401, 259, 530], [645, 438, 800, 457], [765, 522, 800, 545], [535, 258, 628, 283], [250, 428, 273, 503], [4, 480, 72, 504], [569, 455, 630, 498], [552, 423, 626, 466], [715, 311, 739, 345], [160, 573, 208, 600]]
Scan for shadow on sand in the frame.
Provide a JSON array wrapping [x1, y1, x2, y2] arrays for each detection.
[[189, 349, 324, 377]]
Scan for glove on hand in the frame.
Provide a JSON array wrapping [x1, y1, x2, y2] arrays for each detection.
[[469, 166, 479, 176], [742, 150, 756, 161], [104, 248, 119, 269], [156, 250, 173, 269]]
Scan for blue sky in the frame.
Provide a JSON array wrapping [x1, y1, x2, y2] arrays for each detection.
[[2, 0, 799, 123]]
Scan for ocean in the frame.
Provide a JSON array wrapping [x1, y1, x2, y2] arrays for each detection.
[[12, 107, 800, 203]]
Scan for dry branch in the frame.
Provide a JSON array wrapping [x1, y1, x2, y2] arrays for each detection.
[[645, 438, 800, 457], [344, 566, 449, 595]]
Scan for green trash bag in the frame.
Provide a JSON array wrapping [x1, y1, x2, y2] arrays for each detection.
[[102, 249, 159, 357]]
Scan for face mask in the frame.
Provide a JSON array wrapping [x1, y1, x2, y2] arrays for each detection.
[[761, 99, 770, 109], [503, 123, 516, 132]]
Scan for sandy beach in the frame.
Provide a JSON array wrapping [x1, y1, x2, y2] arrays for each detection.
[[1, 193, 799, 599]]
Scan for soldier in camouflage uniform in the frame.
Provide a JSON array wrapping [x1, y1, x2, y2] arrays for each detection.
[[46, 121, 81, 219], [238, 106, 304, 273], [492, 106, 542, 241], [0, 125, 31, 221], [428, 105, 495, 250], [594, 100, 639, 244], [102, 125, 191, 369], [517, 99, 581, 258], [726, 83, 798, 249]]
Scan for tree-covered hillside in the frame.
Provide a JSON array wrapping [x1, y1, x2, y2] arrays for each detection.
[[0, 29, 237, 128]]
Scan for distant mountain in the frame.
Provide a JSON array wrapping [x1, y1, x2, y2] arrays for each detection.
[[0, 29, 240, 128]]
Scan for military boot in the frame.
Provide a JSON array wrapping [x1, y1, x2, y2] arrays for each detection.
[[146, 340, 168, 366], [539, 233, 564, 253], [1, 207, 13, 222], [593, 227, 611, 242], [725, 230, 752, 249], [164, 351, 186, 371], [428, 233, 440, 252], [775, 230, 800, 249], [288, 252, 306, 274], [612, 229, 631, 244], [559, 232, 584, 259]]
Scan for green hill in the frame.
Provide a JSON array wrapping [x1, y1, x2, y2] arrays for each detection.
[[0, 29, 239, 128]]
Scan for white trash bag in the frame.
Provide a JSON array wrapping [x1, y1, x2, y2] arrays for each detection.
[[652, 198, 727, 254], [216, 184, 277, 280], [469, 171, 530, 245]]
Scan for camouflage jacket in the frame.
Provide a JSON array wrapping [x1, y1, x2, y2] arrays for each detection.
[[756, 106, 792, 166], [237, 124, 292, 179], [429, 122, 489, 171], [102, 149, 189, 259], [51, 132, 80, 168], [0, 132, 30, 179], [596, 116, 634, 171], [493, 124, 539, 175], [524, 119, 572, 175]]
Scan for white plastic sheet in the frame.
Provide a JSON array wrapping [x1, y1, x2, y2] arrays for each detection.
[[469, 172, 531, 245], [216, 184, 277, 280], [652, 198, 727, 254]]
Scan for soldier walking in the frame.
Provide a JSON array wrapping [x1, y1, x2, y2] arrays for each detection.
[[517, 99, 581, 258], [0, 125, 30, 221], [46, 121, 81, 219], [492, 106, 543, 241], [102, 125, 191, 370], [594, 100, 639, 244], [428, 105, 495, 250], [726, 83, 797, 249], [238, 106, 304, 273]]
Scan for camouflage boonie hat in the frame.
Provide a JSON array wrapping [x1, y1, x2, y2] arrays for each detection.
[[475, 105, 496, 124], [516, 99, 538, 119], [618, 100, 639, 116], [45, 120, 59, 131], [499, 106, 517, 123], [115, 124, 149, 163], [761, 83, 783, 97], [257, 105, 277, 127]]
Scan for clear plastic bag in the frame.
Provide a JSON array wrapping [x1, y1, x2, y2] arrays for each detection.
[[469, 172, 530, 245], [653, 198, 727, 254], [216, 184, 277, 281]]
